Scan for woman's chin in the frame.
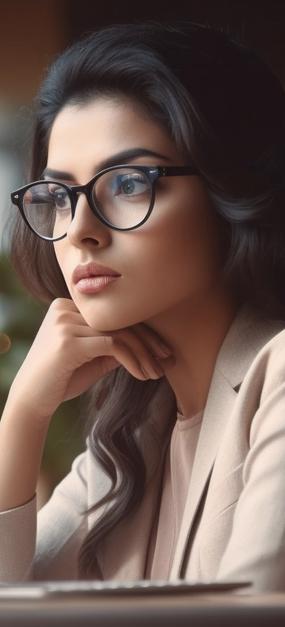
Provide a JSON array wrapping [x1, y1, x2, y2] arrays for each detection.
[[74, 297, 151, 332], [78, 308, 133, 333]]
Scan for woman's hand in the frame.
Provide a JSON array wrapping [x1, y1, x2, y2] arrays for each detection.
[[8, 298, 174, 421]]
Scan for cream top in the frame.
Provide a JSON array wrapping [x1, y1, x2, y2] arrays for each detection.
[[146, 409, 203, 579]]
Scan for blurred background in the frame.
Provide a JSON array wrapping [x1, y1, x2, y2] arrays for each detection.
[[1, 0, 285, 505]]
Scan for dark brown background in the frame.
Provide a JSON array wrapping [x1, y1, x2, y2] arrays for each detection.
[[1, 0, 285, 106]]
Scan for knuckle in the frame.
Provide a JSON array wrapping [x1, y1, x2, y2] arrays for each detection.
[[54, 311, 70, 325], [50, 298, 65, 311], [55, 324, 74, 348]]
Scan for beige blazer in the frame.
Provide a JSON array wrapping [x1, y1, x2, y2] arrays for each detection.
[[1, 304, 285, 592]]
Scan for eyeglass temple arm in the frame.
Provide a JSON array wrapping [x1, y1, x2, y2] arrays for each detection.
[[158, 166, 200, 177]]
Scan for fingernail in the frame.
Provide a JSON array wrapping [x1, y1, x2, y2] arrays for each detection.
[[140, 365, 150, 379]]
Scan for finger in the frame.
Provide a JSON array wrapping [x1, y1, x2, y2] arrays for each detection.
[[77, 335, 160, 381], [65, 355, 120, 399], [98, 328, 167, 379], [51, 312, 93, 330], [50, 297, 80, 311], [129, 323, 173, 359]]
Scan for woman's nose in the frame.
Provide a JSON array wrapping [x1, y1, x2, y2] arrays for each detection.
[[66, 192, 112, 246]]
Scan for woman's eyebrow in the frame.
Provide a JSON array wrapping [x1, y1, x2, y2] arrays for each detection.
[[42, 147, 171, 179]]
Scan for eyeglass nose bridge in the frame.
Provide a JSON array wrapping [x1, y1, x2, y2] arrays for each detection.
[[69, 180, 95, 216], [68, 179, 112, 232]]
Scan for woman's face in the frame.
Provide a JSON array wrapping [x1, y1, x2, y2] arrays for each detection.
[[49, 96, 225, 332]]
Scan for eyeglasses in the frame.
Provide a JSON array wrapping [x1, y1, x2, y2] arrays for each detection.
[[11, 164, 199, 240]]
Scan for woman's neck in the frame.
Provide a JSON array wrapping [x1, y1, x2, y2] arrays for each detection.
[[145, 287, 239, 418]]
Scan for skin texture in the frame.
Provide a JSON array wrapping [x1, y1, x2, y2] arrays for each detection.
[[50, 96, 238, 417]]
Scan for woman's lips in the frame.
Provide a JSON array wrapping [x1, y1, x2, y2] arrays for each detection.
[[72, 261, 121, 294], [72, 262, 120, 284], [75, 275, 120, 294]]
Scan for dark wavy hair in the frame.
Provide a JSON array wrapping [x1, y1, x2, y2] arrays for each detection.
[[9, 21, 285, 576]]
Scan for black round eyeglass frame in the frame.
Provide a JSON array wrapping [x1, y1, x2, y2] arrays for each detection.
[[10, 164, 200, 241]]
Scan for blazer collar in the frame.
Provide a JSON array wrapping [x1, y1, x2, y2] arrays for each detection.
[[215, 303, 285, 390], [170, 304, 284, 579]]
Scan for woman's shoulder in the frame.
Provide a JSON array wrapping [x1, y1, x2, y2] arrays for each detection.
[[216, 304, 285, 389], [252, 324, 285, 392], [250, 319, 285, 372], [260, 325, 285, 351], [235, 315, 285, 408]]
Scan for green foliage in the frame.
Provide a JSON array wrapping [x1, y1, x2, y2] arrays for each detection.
[[0, 252, 85, 491]]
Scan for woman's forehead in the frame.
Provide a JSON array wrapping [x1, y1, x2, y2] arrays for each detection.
[[47, 97, 184, 177]]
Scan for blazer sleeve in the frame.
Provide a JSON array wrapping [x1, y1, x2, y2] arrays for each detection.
[[0, 450, 88, 582], [216, 345, 285, 592]]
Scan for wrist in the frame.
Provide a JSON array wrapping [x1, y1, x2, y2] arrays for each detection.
[[3, 390, 52, 431]]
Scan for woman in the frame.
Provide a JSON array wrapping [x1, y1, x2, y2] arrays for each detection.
[[1, 20, 285, 591]]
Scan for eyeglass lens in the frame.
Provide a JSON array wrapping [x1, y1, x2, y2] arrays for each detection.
[[22, 168, 153, 238]]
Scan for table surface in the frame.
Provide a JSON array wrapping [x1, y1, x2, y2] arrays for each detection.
[[1, 591, 285, 626]]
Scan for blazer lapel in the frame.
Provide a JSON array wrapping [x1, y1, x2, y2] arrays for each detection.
[[169, 368, 237, 579], [170, 304, 284, 580]]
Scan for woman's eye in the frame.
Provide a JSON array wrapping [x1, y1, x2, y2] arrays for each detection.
[[49, 187, 69, 209], [113, 174, 148, 196]]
